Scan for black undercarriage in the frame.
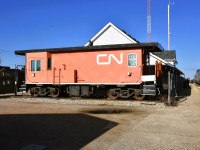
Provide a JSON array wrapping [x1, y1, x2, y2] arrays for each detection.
[[27, 83, 163, 101]]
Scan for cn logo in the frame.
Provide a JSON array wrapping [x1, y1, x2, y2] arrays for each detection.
[[97, 53, 123, 65]]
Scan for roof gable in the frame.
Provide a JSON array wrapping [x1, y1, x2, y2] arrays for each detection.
[[151, 50, 178, 65], [85, 22, 139, 46], [153, 50, 176, 60], [149, 52, 183, 74], [151, 50, 177, 66]]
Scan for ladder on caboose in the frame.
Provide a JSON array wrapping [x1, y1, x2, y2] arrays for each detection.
[[53, 67, 61, 85]]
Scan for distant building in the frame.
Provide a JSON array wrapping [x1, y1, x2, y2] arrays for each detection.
[[0, 66, 25, 94], [194, 69, 200, 84]]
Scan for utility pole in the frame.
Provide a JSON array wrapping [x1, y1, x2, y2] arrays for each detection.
[[168, 0, 174, 50], [147, 0, 151, 42]]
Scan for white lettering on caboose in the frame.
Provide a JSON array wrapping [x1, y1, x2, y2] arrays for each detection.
[[97, 53, 123, 65]]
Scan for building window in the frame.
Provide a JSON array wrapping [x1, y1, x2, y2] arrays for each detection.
[[2, 81, 5, 85], [31, 60, 41, 71], [128, 54, 137, 67], [7, 80, 10, 84], [47, 58, 52, 70]]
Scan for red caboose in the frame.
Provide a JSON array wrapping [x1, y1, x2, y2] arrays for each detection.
[[15, 42, 183, 100]]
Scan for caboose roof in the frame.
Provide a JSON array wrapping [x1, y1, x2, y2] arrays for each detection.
[[15, 42, 164, 56]]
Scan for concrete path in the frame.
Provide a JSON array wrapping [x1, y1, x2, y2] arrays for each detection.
[[108, 84, 200, 150]]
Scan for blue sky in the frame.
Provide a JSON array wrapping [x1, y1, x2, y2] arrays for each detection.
[[0, 0, 199, 78]]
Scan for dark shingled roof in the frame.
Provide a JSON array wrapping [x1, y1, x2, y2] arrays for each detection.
[[118, 29, 140, 43], [15, 42, 164, 56], [153, 50, 176, 60]]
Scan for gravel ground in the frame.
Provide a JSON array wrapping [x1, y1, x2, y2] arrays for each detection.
[[0, 84, 199, 150], [4, 96, 167, 108]]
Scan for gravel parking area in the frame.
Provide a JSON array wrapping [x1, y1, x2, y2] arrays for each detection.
[[0, 84, 199, 150]]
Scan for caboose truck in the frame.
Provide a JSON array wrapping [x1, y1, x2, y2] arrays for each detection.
[[15, 43, 184, 101]]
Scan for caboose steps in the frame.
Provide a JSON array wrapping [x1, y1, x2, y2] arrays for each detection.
[[142, 84, 156, 95]]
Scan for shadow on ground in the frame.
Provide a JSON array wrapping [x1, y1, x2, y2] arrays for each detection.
[[82, 108, 133, 114], [0, 113, 118, 150]]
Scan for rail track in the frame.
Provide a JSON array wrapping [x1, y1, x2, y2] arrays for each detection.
[[0, 93, 173, 109], [12, 93, 163, 102], [0, 91, 180, 108]]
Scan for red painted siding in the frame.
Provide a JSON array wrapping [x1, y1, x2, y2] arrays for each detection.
[[26, 48, 143, 84]]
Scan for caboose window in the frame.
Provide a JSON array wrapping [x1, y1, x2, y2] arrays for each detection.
[[31, 60, 41, 71], [47, 58, 52, 69], [31, 60, 35, 71], [128, 54, 137, 67]]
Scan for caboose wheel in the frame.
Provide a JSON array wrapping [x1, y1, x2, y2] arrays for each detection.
[[51, 88, 60, 98], [107, 89, 118, 100], [134, 95, 145, 101], [32, 88, 39, 97], [30, 88, 34, 96]]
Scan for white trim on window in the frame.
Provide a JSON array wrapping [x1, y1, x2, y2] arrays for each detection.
[[128, 53, 137, 67], [31, 60, 41, 72]]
